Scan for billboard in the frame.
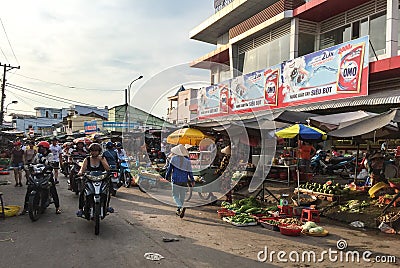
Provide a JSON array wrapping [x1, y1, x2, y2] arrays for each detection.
[[84, 121, 97, 134], [198, 36, 369, 119]]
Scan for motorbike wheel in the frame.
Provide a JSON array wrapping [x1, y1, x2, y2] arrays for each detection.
[[94, 202, 100, 235], [124, 172, 132, 188], [28, 194, 41, 222]]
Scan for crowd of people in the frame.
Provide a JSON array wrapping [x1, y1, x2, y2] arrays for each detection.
[[7, 137, 130, 216]]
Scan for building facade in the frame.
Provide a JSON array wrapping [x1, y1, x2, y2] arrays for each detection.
[[166, 86, 199, 125], [190, 0, 400, 115]]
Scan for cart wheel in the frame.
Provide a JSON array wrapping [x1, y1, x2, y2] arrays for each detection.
[[198, 192, 212, 200]]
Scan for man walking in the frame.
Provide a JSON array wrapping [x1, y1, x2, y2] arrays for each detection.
[[49, 138, 63, 184]]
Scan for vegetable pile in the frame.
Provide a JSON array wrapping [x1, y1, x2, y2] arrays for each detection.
[[298, 181, 350, 195], [339, 199, 370, 213], [301, 221, 326, 234]]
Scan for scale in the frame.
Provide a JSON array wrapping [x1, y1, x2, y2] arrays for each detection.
[[279, 194, 293, 217]]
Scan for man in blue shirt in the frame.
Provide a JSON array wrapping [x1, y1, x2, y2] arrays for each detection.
[[165, 144, 195, 218]]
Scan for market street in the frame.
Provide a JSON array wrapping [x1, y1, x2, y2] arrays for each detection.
[[0, 173, 399, 268]]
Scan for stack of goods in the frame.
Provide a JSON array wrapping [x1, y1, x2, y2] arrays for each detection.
[[301, 221, 329, 236], [296, 181, 350, 201]]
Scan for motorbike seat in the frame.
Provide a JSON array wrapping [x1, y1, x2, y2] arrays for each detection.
[[329, 157, 354, 165]]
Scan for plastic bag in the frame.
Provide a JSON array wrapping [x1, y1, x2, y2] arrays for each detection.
[[378, 222, 396, 234], [144, 253, 164, 261], [350, 221, 364, 228]]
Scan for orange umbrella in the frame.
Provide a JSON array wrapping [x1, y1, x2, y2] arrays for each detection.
[[166, 128, 211, 146]]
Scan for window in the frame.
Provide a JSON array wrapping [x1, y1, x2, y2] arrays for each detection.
[[45, 111, 49, 118], [242, 33, 290, 74], [54, 114, 58, 119], [319, 24, 351, 50], [298, 33, 315, 56], [369, 12, 386, 56]]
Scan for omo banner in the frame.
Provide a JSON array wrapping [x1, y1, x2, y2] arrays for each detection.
[[280, 36, 369, 107], [197, 36, 369, 119]]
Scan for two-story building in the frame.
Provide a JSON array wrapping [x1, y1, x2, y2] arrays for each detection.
[[189, 0, 400, 119], [166, 86, 199, 125]]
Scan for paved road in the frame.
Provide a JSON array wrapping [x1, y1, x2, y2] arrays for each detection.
[[0, 173, 399, 267]]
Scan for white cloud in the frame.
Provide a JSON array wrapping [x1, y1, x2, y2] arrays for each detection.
[[0, 0, 214, 119]]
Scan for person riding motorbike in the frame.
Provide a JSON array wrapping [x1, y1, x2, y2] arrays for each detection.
[[76, 143, 112, 217], [103, 141, 118, 169], [20, 141, 61, 215], [71, 140, 88, 158], [61, 142, 74, 175]]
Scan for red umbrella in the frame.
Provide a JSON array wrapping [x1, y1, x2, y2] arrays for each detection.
[[73, 137, 92, 145]]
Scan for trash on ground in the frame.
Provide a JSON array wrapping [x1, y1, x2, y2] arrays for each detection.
[[144, 252, 164, 261], [349, 221, 365, 228], [162, 237, 179, 242], [378, 222, 396, 234]]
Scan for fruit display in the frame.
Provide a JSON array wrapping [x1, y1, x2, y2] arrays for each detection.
[[298, 181, 349, 196], [224, 214, 257, 226]]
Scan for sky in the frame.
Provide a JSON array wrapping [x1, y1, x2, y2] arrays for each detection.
[[0, 0, 215, 120]]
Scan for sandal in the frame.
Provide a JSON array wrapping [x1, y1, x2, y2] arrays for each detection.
[[76, 210, 83, 217], [56, 208, 61, 214]]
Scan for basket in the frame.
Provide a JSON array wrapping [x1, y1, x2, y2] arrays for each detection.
[[217, 208, 236, 218], [3, 205, 21, 217], [278, 224, 302, 236], [259, 217, 281, 231]]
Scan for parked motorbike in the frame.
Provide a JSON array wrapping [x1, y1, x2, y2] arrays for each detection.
[[26, 164, 54, 221], [311, 150, 356, 177], [80, 170, 113, 235], [119, 157, 132, 188]]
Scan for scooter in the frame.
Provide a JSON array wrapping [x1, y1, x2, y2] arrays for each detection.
[[311, 150, 356, 177], [80, 170, 113, 235], [67, 155, 86, 195], [119, 157, 133, 188]]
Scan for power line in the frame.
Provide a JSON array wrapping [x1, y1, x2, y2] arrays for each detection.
[[7, 83, 95, 106], [6, 83, 111, 114], [0, 46, 9, 62], [12, 73, 124, 91], [0, 18, 19, 65]]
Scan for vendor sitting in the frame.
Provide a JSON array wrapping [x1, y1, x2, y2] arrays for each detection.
[[215, 145, 232, 203], [367, 152, 386, 186]]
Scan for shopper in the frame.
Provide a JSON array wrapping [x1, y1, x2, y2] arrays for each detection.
[[49, 138, 63, 184], [215, 145, 233, 203], [10, 141, 25, 187], [165, 144, 194, 218], [23, 141, 37, 184]]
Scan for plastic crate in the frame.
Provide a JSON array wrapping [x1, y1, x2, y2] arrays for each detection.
[[217, 208, 236, 218]]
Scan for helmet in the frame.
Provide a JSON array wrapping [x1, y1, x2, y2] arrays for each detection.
[[115, 142, 122, 148], [89, 143, 102, 153], [37, 141, 50, 149], [14, 141, 21, 147], [106, 141, 114, 149]]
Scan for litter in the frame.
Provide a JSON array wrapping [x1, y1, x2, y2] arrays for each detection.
[[144, 252, 164, 261], [378, 222, 396, 234], [349, 221, 364, 228], [162, 237, 179, 242]]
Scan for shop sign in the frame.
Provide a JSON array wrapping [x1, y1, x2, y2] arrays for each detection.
[[102, 121, 138, 128], [84, 121, 97, 134], [197, 36, 369, 119]]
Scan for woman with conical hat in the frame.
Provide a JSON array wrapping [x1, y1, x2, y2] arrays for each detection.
[[165, 144, 195, 218]]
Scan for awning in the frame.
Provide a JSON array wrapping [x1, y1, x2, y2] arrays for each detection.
[[309, 110, 375, 132], [328, 108, 400, 139]]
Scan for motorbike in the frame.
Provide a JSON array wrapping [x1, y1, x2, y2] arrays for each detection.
[[26, 164, 54, 222], [67, 155, 86, 195], [61, 154, 71, 177], [80, 170, 113, 235], [311, 150, 356, 177], [119, 157, 133, 188]]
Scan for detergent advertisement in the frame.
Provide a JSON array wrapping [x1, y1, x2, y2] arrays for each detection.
[[280, 36, 368, 107], [197, 36, 369, 119]]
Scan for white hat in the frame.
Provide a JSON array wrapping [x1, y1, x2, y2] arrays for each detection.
[[171, 144, 189, 157], [221, 145, 231, 155], [184, 144, 193, 149]]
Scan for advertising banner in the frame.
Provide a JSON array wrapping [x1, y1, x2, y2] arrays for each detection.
[[280, 36, 368, 107], [197, 36, 369, 119], [84, 121, 97, 134]]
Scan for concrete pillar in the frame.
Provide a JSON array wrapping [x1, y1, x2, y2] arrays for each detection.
[[229, 43, 239, 78], [290, 18, 299, 59], [386, 0, 399, 57]]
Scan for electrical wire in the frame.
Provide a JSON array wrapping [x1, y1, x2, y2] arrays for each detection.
[[0, 18, 19, 65], [12, 73, 124, 91]]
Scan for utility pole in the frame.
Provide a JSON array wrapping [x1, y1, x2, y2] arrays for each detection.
[[0, 63, 20, 125]]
